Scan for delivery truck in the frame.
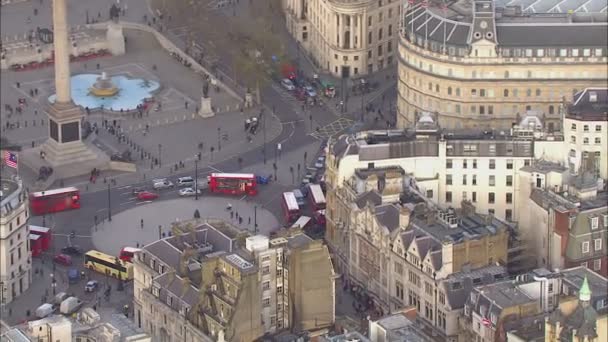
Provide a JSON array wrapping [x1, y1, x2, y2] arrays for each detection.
[[59, 296, 83, 315]]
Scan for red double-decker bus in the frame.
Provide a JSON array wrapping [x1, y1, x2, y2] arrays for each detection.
[[282, 191, 300, 223], [29, 187, 81, 215], [308, 184, 326, 211], [207, 173, 257, 196]]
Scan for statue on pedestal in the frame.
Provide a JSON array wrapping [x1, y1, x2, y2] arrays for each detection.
[[202, 78, 210, 99]]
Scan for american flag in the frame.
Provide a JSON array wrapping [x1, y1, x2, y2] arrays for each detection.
[[4, 151, 18, 169]]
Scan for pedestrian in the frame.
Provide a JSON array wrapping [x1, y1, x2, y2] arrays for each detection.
[[185, 101, 188, 109], [140, 219, 144, 229], [230, 211, 234, 219], [16, 82, 20, 88], [239, 217, 243, 225], [248, 217, 251, 224]]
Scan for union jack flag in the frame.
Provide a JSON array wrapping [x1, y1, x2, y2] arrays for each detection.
[[4, 151, 18, 169], [422, 0, 430, 8]]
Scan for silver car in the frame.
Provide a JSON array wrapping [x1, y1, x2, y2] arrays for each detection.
[[153, 180, 174, 189]]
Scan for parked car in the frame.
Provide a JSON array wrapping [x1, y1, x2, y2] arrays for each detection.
[[153, 180, 174, 189], [178, 187, 202, 197], [315, 156, 326, 169], [61, 245, 83, 255], [281, 78, 296, 91], [67, 268, 80, 284], [84, 280, 99, 292], [304, 86, 317, 97], [53, 254, 72, 266], [54, 292, 69, 305], [177, 176, 194, 187], [137, 191, 159, 201]]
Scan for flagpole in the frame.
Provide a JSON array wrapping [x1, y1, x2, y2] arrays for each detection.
[[443, 1, 447, 53]]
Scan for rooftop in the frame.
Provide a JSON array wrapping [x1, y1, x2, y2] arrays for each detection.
[[403, 0, 608, 49], [410, 207, 509, 244], [442, 264, 509, 309], [520, 160, 567, 174], [560, 267, 608, 313], [568, 88, 608, 121], [319, 331, 371, 342], [1, 177, 24, 217], [371, 312, 435, 342]]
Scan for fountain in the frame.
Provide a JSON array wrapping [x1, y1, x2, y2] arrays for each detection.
[[89, 72, 119, 97], [48, 73, 160, 111]]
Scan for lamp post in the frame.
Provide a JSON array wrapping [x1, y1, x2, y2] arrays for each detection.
[[194, 158, 199, 200], [262, 109, 267, 164], [107, 183, 112, 222], [217, 127, 221, 151], [254, 205, 258, 234], [41, 191, 46, 226], [50, 274, 57, 295], [158, 144, 162, 167]]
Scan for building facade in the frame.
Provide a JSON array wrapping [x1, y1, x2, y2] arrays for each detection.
[[0, 176, 32, 305], [284, 0, 401, 77], [132, 221, 334, 342], [397, 0, 608, 129]]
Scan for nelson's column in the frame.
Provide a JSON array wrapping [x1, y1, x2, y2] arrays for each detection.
[[24, 0, 105, 179]]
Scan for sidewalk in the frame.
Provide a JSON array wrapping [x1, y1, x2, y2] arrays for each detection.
[[2, 256, 69, 326]]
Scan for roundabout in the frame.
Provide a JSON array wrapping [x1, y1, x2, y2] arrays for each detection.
[[91, 197, 280, 256]]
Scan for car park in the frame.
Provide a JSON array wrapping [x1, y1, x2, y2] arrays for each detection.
[[61, 245, 83, 255], [177, 176, 194, 187], [153, 180, 174, 189], [137, 191, 159, 201], [178, 187, 202, 197], [84, 280, 99, 292], [53, 254, 72, 266], [281, 78, 296, 91]]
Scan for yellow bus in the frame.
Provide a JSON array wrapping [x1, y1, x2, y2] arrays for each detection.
[[84, 250, 133, 280]]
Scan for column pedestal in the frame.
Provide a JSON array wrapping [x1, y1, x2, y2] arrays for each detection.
[[106, 22, 126, 56], [198, 97, 214, 118]]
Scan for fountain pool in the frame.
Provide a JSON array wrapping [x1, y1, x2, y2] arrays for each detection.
[[49, 74, 160, 111]]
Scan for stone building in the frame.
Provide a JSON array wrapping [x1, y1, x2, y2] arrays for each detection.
[[283, 0, 402, 77], [132, 220, 335, 342], [397, 0, 608, 129], [0, 176, 31, 305]]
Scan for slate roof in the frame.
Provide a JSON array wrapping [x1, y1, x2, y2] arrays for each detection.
[[154, 272, 200, 308], [404, 0, 608, 48], [442, 264, 508, 310], [560, 267, 608, 314], [355, 190, 383, 209], [565, 206, 607, 261], [520, 160, 567, 174], [374, 204, 401, 232]]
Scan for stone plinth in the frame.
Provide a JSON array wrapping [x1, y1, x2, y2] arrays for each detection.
[[198, 97, 214, 118], [106, 22, 126, 56]]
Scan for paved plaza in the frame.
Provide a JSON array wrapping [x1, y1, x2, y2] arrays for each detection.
[[92, 197, 280, 256]]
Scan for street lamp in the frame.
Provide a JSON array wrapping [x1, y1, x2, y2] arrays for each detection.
[[217, 127, 221, 151], [41, 191, 46, 226], [107, 183, 112, 222], [50, 274, 57, 295], [262, 109, 267, 164], [254, 205, 258, 234], [194, 158, 199, 200], [158, 144, 162, 167]]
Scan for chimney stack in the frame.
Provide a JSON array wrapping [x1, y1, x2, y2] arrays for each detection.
[[399, 206, 411, 230]]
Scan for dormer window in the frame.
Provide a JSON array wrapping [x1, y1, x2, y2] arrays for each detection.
[[591, 216, 599, 230], [152, 284, 160, 297]]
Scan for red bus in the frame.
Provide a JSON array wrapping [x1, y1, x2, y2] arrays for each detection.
[[119, 246, 141, 262], [30, 234, 43, 257], [207, 173, 257, 196], [29, 225, 52, 251], [308, 184, 326, 211], [29, 187, 80, 215], [282, 192, 300, 223]]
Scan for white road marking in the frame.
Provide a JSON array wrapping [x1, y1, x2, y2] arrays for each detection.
[[278, 122, 296, 146], [53, 233, 92, 238], [239, 195, 247, 201], [119, 201, 135, 206], [136, 201, 153, 205], [96, 208, 107, 213], [209, 165, 222, 173], [118, 185, 132, 190], [120, 191, 133, 195]]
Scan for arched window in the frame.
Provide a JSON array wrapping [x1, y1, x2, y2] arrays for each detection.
[[536, 89, 541, 96], [526, 89, 532, 97], [504, 89, 509, 97], [448, 87, 452, 95], [548, 105, 554, 114]]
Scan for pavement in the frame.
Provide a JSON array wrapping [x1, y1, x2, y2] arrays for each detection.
[[92, 197, 280, 256]]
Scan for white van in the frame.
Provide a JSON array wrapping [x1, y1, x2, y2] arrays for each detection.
[[36, 303, 55, 318], [177, 176, 194, 187]]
